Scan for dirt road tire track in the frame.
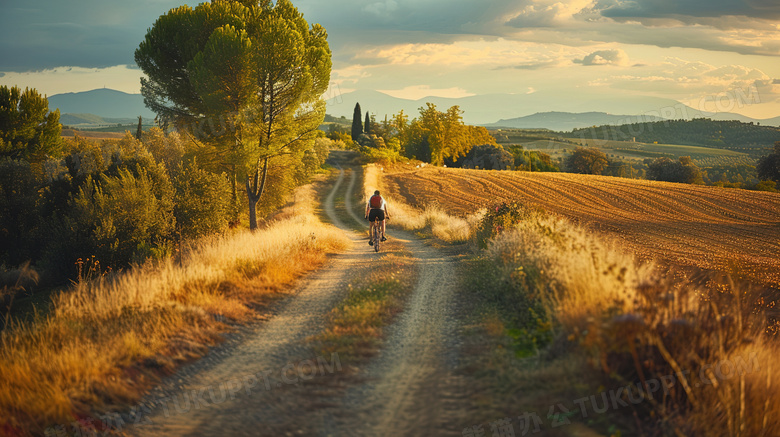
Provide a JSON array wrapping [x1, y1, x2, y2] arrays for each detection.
[[322, 164, 465, 436], [126, 159, 466, 436]]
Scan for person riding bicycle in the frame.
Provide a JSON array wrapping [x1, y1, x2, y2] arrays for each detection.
[[365, 190, 389, 246]]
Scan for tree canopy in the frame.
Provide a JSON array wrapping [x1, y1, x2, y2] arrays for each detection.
[[0, 85, 63, 165], [135, 0, 331, 229], [564, 147, 609, 175], [647, 156, 704, 184], [402, 103, 496, 165], [456, 144, 513, 170], [351, 103, 363, 141], [757, 142, 780, 184]]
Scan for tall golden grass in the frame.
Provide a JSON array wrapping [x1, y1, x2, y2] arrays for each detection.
[[0, 183, 350, 435], [363, 164, 481, 243], [486, 210, 779, 435], [371, 163, 779, 434]]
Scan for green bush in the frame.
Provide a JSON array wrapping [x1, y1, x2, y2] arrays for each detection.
[[752, 180, 778, 192], [141, 128, 186, 175], [42, 162, 175, 277], [358, 137, 405, 164], [0, 158, 40, 265], [647, 156, 703, 184], [298, 137, 332, 181], [173, 159, 232, 239], [506, 145, 554, 172], [474, 200, 539, 249], [79, 168, 173, 262], [464, 249, 552, 357], [564, 147, 608, 175], [757, 142, 780, 184]]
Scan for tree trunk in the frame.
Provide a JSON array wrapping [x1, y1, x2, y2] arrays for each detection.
[[248, 194, 259, 232], [246, 156, 270, 231], [229, 167, 239, 226]]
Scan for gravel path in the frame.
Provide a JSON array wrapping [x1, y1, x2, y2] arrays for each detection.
[[317, 164, 467, 436], [125, 156, 467, 436], [126, 168, 374, 436]]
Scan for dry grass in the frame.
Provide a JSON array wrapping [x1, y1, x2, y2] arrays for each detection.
[[375, 164, 780, 434], [0, 183, 350, 435], [363, 164, 481, 243], [385, 167, 780, 287], [486, 211, 780, 436], [313, 243, 417, 365]]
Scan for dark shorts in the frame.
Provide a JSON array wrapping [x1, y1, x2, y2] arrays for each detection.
[[368, 209, 385, 222]]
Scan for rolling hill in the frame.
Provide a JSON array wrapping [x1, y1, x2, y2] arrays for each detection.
[[563, 118, 780, 152]]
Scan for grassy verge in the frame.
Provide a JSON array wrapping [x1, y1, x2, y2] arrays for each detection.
[[468, 203, 780, 436], [0, 182, 350, 435], [457, 257, 635, 437], [312, 240, 417, 367]]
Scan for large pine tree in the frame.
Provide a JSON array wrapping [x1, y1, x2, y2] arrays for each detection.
[[135, 0, 331, 230], [351, 102, 363, 141]]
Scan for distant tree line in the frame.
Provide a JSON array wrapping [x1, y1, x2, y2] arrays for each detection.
[[558, 144, 779, 191], [335, 102, 562, 172], [563, 118, 780, 154]]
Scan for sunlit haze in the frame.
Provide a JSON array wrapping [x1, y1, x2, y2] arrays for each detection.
[[2, 0, 779, 120]]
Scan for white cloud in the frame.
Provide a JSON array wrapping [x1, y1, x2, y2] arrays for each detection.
[[377, 85, 475, 100], [363, 0, 398, 16], [587, 58, 779, 105], [364, 38, 578, 68], [331, 65, 372, 86], [574, 48, 630, 66], [507, 0, 599, 28]]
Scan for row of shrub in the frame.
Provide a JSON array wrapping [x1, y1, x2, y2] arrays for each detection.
[[0, 130, 331, 283]]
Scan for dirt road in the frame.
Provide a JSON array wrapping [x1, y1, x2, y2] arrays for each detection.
[[319, 165, 466, 436], [126, 155, 466, 436]]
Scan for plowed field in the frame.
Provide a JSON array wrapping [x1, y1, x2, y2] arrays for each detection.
[[384, 167, 780, 287]]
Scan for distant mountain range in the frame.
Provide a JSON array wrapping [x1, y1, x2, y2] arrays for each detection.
[[485, 111, 666, 131], [326, 89, 780, 130], [48, 89, 155, 120], [48, 88, 780, 132]]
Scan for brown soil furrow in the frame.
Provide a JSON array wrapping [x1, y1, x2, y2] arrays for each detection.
[[385, 167, 780, 287]]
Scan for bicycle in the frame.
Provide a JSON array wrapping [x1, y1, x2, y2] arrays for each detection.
[[371, 220, 381, 252], [366, 216, 388, 252]]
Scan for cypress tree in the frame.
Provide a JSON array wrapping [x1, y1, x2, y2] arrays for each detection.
[[351, 103, 363, 141], [364, 111, 371, 134], [135, 116, 143, 140]]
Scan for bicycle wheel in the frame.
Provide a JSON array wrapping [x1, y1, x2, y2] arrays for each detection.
[[373, 225, 380, 252]]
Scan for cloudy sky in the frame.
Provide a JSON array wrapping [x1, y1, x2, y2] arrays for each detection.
[[1, 0, 780, 119]]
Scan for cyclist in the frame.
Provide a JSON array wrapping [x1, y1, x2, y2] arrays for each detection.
[[365, 190, 389, 246]]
